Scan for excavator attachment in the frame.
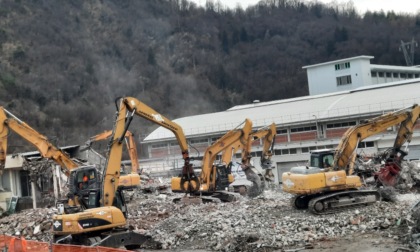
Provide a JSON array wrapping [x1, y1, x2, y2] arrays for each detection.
[[241, 164, 264, 197], [375, 149, 408, 186]]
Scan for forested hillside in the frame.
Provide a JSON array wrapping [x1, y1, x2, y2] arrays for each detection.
[[0, 0, 419, 151]]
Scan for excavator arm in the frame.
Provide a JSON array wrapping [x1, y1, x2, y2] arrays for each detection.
[[393, 104, 420, 151], [87, 130, 140, 174], [102, 96, 191, 206], [198, 119, 253, 192], [334, 104, 420, 175], [220, 123, 276, 196], [0, 107, 80, 176]]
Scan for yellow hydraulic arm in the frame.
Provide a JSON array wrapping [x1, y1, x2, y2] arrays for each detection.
[[221, 123, 276, 167], [0, 106, 139, 191], [102, 97, 191, 205], [197, 118, 253, 192], [87, 130, 140, 174], [334, 104, 420, 175], [220, 123, 276, 190], [0, 107, 80, 175]]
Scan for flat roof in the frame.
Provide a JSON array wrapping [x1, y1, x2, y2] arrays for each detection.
[[302, 55, 374, 69], [370, 64, 420, 72], [143, 79, 420, 142]]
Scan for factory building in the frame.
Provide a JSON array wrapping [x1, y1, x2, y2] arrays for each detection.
[[140, 56, 420, 184]]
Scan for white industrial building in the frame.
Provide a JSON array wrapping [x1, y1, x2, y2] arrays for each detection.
[[140, 56, 420, 184], [303, 55, 420, 95]]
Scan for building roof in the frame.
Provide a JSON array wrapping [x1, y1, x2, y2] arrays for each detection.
[[370, 64, 420, 72], [302, 55, 374, 69], [143, 80, 420, 142]]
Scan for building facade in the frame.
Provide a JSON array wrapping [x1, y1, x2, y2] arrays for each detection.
[[140, 79, 420, 184], [303, 55, 420, 96]]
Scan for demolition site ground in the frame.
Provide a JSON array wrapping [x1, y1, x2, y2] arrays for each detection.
[[2, 181, 420, 252]]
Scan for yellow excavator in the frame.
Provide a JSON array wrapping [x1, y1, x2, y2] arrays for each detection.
[[0, 106, 100, 209], [171, 118, 263, 202], [84, 130, 141, 186], [282, 104, 420, 214], [222, 123, 277, 196], [0, 106, 139, 211], [53, 97, 190, 249]]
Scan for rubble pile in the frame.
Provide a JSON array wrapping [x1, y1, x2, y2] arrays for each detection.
[[396, 160, 420, 190], [137, 177, 170, 194], [2, 183, 420, 251], [0, 208, 54, 242], [145, 190, 420, 251]]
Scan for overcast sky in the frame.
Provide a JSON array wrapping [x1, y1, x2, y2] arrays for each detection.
[[190, 0, 420, 14]]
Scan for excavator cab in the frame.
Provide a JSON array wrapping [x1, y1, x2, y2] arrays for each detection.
[[214, 164, 234, 190], [309, 149, 335, 169], [64, 166, 101, 212]]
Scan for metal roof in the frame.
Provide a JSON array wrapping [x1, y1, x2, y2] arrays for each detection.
[[143, 79, 420, 142], [370, 64, 420, 72]]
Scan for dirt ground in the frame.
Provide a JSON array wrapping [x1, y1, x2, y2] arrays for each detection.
[[138, 232, 409, 252], [306, 232, 408, 252]]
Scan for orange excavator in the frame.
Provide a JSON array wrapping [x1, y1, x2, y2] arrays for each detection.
[[0, 106, 100, 209], [222, 123, 276, 196], [282, 104, 420, 214], [53, 97, 190, 249], [84, 130, 141, 186], [0, 105, 140, 212], [171, 118, 264, 202]]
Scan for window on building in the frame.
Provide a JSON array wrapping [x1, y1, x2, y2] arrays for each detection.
[[210, 137, 221, 144], [235, 153, 241, 159], [170, 142, 179, 146], [371, 71, 377, 77], [302, 147, 309, 153], [386, 72, 392, 78], [401, 73, 407, 78], [408, 73, 413, 78], [378, 72, 384, 77], [393, 73, 399, 78], [274, 149, 296, 155], [326, 121, 357, 128], [415, 74, 420, 78], [335, 62, 350, 70], [151, 143, 167, 149], [357, 141, 375, 148], [291, 126, 316, 133], [276, 129, 287, 134], [190, 138, 208, 144], [336, 75, 352, 86], [255, 151, 262, 157]]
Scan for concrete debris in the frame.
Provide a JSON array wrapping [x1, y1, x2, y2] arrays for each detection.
[[3, 180, 420, 251], [356, 158, 420, 191]]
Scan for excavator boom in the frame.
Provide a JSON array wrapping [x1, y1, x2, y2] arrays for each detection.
[[171, 118, 255, 202], [221, 123, 276, 196], [0, 107, 80, 175], [334, 104, 420, 174], [87, 130, 140, 174]]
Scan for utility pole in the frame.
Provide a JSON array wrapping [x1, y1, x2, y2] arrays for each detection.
[[399, 38, 418, 66]]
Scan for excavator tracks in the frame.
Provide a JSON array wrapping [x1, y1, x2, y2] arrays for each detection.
[[307, 190, 381, 215]]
